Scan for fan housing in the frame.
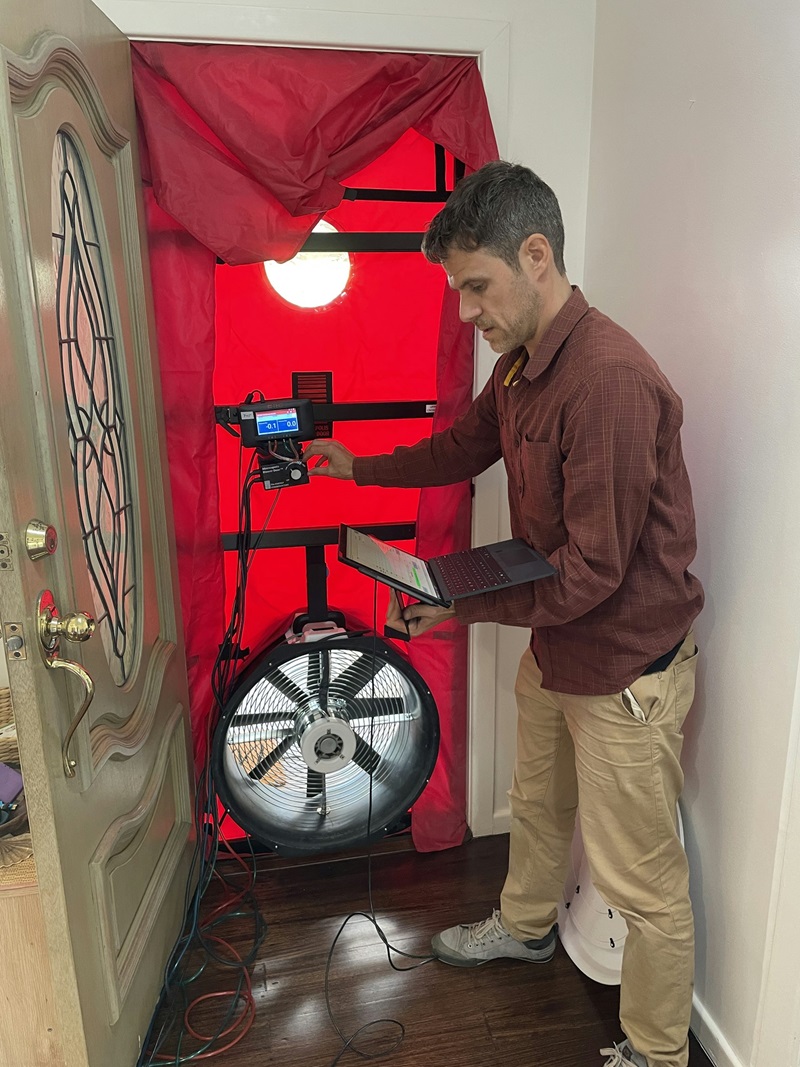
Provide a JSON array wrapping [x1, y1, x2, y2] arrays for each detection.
[[212, 635, 439, 855]]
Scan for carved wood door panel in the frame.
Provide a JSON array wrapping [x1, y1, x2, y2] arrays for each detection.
[[0, 3, 195, 1063]]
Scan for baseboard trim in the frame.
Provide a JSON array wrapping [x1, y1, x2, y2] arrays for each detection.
[[692, 995, 746, 1067], [491, 809, 511, 835]]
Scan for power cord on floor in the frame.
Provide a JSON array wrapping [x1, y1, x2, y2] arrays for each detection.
[[323, 582, 437, 1067], [137, 448, 279, 1065], [142, 470, 437, 1063]]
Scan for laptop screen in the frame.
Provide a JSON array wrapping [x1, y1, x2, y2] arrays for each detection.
[[344, 527, 439, 599]]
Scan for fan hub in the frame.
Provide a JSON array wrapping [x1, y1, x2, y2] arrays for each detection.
[[296, 709, 357, 773]]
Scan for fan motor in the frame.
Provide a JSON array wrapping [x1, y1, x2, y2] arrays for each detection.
[[296, 708, 358, 771]]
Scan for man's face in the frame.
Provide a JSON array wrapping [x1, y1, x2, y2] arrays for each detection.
[[443, 246, 542, 353]]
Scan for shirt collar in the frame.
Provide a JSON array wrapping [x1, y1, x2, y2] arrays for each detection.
[[521, 286, 590, 382]]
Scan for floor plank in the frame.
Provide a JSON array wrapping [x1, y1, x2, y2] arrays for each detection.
[[150, 834, 713, 1067]]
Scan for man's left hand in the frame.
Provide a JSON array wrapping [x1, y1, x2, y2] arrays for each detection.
[[386, 595, 457, 638]]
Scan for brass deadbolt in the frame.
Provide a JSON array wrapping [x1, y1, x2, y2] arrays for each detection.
[[26, 521, 58, 561]]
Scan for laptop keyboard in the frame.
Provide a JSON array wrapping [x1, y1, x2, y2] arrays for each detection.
[[430, 547, 510, 596]]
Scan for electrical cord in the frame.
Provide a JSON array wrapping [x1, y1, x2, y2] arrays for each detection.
[[323, 582, 436, 1067], [137, 435, 279, 1066], [142, 410, 435, 1064]]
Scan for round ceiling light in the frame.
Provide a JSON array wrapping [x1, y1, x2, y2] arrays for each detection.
[[263, 220, 351, 309]]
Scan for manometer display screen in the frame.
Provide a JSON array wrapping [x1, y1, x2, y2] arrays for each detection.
[[255, 407, 299, 437]]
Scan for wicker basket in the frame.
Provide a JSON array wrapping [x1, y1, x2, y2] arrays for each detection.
[[0, 737, 18, 765], [0, 832, 33, 869], [0, 688, 19, 764], [0, 687, 12, 728]]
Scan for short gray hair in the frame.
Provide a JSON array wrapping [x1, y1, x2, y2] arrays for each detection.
[[422, 161, 566, 274]]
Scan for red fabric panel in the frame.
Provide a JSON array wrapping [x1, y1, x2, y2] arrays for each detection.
[[133, 50, 316, 264], [143, 191, 222, 771], [132, 45, 498, 851], [407, 287, 476, 850], [213, 241, 439, 659], [132, 43, 495, 262], [213, 132, 465, 849]]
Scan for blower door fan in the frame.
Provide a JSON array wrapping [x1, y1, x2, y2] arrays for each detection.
[[212, 636, 439, 855]]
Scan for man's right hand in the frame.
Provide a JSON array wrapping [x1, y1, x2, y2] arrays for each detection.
[[305, 439, 356, 480]]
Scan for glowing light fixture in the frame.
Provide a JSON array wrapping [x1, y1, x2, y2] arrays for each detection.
[[263, 220, 351, 309]]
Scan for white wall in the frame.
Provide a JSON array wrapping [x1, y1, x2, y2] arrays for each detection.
[[585, 4, 800, 1066]]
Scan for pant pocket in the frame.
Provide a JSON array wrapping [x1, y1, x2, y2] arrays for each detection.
[[624, 672, 666, 725], [672, 646, 699, 728], [620, 686, 648, 723]]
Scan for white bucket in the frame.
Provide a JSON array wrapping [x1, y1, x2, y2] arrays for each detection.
[[557, 805, 686, 985]]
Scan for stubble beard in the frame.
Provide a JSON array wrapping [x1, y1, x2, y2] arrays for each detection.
[[484, 280, 542, 354]]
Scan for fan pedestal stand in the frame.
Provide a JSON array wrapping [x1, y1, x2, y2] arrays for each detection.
[[291, 544, 346, 634]]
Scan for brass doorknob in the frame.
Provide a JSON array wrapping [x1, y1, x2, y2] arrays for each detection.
[[37, 591, 95, 652], [48, 612, 96, 643]]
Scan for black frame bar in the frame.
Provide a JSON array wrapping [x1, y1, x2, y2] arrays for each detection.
[[299, 231, 424, 253], [342, 188, 450, 203], [221, 522, 417, 552], [215, 400, 436, 430], [312, 400, 435, 422]]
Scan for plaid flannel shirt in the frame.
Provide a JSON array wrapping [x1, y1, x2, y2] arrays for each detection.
[[353, 288, 703, 694]]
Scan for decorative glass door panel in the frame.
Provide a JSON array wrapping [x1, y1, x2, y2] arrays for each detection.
[[51, 128, 139, 687]]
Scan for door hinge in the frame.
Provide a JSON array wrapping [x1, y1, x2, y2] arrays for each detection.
[[3, 622, 26, 660]]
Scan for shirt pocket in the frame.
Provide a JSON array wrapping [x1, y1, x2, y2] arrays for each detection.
[[519, 438, 564, 525]]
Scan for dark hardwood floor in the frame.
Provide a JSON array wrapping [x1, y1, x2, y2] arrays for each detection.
[[158, 834, 713, 1067]]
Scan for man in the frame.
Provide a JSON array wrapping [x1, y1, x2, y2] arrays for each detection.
[[305, 161, 703, 1067]]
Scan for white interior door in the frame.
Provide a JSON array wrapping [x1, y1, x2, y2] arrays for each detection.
[[0, 2, 195, 1064]]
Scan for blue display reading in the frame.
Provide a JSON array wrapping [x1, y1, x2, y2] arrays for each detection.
[[255, 407, 299, 437]]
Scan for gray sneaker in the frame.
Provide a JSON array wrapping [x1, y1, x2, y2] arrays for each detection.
[[431, 909, 557, 968], [600, 1040, 648, 1067]]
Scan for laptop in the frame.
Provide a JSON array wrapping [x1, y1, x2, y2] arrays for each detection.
[[338, 524, 556, 608]]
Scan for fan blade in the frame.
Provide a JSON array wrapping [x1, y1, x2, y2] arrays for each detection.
[[352, 732, 382, 775], [267, 669, 309, 707], [247, 735, 294, 780], [329, 654, 371, 698], [306, 769, 325, 797], [347, 698, 407, 721]]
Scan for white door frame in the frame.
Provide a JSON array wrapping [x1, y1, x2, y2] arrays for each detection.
[[95, 0, 512, 838]]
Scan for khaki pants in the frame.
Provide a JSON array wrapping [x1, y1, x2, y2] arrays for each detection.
[[500, 634, 698, 1067]]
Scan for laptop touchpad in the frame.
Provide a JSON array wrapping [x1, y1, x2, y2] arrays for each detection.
[[497, 544, 535, 567]]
